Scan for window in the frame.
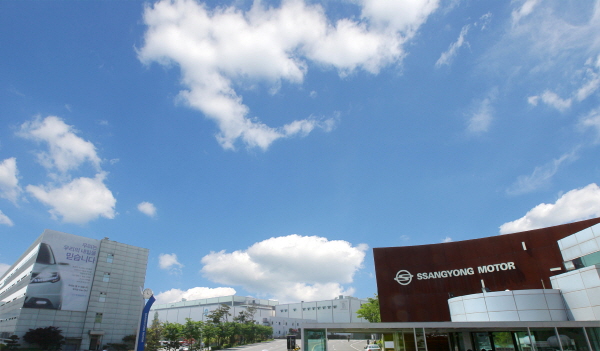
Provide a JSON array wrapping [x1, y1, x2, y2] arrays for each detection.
[[106, 253, 114, 263], [103, 273, 110, 282], [95, 313, 103, 323], [99, 292, 107, 302]]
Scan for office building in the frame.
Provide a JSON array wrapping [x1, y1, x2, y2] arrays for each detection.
[[301, 217, 600, 351], [0, 229, 149, 350]]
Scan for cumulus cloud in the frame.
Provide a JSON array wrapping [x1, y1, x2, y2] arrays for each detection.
[[138, 201, 157, 217], [18, 116, 117, 225], [442, 237, 452, 242], [155, 286, 237, 304], [0, 158, 21, 204], [201, 234, 368, 302], [138, 0, 438, 150], [159, 253, 184, 274], [506, 151, 577, 195], [499, 183, 600, 234], [0, 210, 13, 226], [435, 25, 470, 68], [26, 173, 116, 224], [0, 263, 10, 277], [19, 116, 101, 174]]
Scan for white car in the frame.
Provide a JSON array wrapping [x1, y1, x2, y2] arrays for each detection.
[[23, 243, 64, 310], [365, 345, 381, 351]]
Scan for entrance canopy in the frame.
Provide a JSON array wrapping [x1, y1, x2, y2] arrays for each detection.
[[301, 321, 600, 351]]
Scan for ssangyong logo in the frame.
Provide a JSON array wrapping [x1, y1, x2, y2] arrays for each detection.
[[394, 270, 413, 285]]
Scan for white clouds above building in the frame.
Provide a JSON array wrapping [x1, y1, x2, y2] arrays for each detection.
[[138, 0, 439, 150], [500, 183, 600, 234], [12, 116, 117, 225], [154, 287, 237, 305], [200, 234, 367, 303], [159, 253, 184, 275], [0, 158, 21, 204]]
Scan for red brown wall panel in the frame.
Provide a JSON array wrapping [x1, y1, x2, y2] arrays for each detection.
[[374, 217, 600, 322]]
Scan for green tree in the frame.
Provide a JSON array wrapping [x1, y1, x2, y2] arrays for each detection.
[[182, 318, 203, 351], [23, 326, 65, 350], [207, 304, 231, 324], [201, 321, 217, 348], [146, 312, 164, 351], [163, 322, 183, 351], [356, 295, 381, 323], [5, 335, 20, 350]]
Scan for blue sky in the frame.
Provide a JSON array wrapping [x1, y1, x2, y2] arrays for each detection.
[[1, 0, 600, 304]]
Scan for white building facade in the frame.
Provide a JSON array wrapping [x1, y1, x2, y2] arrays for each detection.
[[151, 295, 368, 337], [0, 229, 149, 350]]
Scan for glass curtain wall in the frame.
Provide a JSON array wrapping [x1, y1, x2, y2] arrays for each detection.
[[305, 329, 327, 351], [586, 327, 600, 351]]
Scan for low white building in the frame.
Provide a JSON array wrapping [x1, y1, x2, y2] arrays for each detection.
[[151, 295, 368, 337], [275, 296, 368, 323]]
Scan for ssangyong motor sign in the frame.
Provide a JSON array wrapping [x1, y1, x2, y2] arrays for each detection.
[[394, 262, 517, 285], [24, 230, 99, 311]]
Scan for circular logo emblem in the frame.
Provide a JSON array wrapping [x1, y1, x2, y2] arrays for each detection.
[[394, 270, 413, 285]]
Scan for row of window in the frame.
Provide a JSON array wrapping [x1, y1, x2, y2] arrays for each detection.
[[280, 306, 338, 312], [93, 253, 113, 323]]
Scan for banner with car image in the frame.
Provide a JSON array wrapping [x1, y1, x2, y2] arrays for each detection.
[[23, 230, 100, 311]]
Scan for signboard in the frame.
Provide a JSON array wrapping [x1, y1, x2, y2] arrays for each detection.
[[23, 230, 99, 311]]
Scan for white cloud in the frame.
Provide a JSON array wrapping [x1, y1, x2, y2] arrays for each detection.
[[435, 24, 470, 68], [499, 183, 600, 234], [506, 151, 577, 195], [467, 92, 495, 133], [0, 263, 10, 277], [138, 201, 157, 217], [511, 0, 540, 24], [201, 234, 368, 302], [527, 95, 539, 106], [26, 172, 116, 224], [138, 0, 438, 150], [579, 107, 600, 141], [0, 210, 13, 226], [529, 56, 600, 111], [19, 116, 101, 174], [539, 90, 572, 111], [154, 286, 237, 304], [17, 116, 117, 225], [159, 253, 184, 275], [442, 237, 452, 242], [0, 158, 21, 204]]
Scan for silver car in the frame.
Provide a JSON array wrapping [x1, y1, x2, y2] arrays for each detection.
[[23, 243, 64, 309]]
